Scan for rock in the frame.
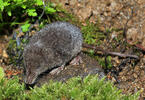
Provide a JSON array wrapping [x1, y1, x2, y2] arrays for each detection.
[[2, 50, 8, 58]]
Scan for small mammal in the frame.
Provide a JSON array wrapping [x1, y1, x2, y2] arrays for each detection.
[[23, 22, 83, 84]]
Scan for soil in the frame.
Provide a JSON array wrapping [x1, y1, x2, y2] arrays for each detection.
[[50, 0, 145, 99], [51, 0, 145, 50], [0, 0, 145, 100]]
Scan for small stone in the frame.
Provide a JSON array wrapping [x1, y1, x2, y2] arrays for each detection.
[[111, 77, 117, 83], [142, 38, 145, 47], [133, 73, 138, 78], [142, 56, 145, 63], [113, 57, 120, 64], [134, 66, 140, 73], [119, 71, 124, 76], [0, 59, 2, 63], [17, 32, 24, 37], [140, 70, 144, 76], [29, 30, 36, 36], [92, 10, 99, 16], [0, 48, 2, 55], [111, 31, 117, 39], [77, 7, 92, 20], [2, 50, 8, 58], [126, 28, 138, 43], [4, 35, 8, 41]]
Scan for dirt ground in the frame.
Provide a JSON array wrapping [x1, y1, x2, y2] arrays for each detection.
[[51, 0, 145, 99], [0, 0, 145, 100], [51, 0, 145, 49]]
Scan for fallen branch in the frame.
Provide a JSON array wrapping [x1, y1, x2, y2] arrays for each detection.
[[82, 43, 139, 59], [127, 40, 145, 51]]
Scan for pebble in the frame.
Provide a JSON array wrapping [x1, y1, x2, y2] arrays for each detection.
[[2, 50, 8, 58]]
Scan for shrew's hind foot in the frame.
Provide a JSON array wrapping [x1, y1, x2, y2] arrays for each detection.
[[49, 64, 65, 75], [69, 56, 83, 65]]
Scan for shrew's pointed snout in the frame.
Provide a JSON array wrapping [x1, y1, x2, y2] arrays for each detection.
[[24, 71, 38, 85]]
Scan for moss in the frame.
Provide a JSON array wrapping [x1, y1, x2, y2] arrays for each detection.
[[0, 75, 139, 100], [81, 21, 105, 45]]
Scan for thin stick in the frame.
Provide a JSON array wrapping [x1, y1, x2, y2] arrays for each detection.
[[107, 51, 139, 59], [82, 43, 139, 59]]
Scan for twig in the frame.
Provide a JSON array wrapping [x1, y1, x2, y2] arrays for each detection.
[[38, 0, 46, 22], [107, 51, 139, 59], [82, 43, 139, 59], [127, 40, 145, 51]]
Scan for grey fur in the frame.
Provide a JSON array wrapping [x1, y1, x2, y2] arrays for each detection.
[[23, 22, 83, 84]]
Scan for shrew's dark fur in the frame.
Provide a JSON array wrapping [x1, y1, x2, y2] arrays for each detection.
[[23, 22, 83, 84]]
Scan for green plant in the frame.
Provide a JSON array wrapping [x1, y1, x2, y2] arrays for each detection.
[[0, 67, 25, 100], [0, 77, 26, 100], [0, 0, 56, 32], [27, 75, 139, 100], [0, 67, 4, 80], [95, 56, 112, 69], [0, 72, 139, 100], [81, 22, 105, 45]]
